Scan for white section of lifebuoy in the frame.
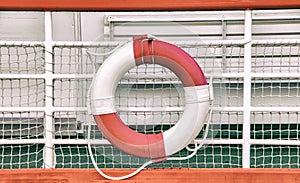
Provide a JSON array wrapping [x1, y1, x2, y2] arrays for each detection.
[[90, 42, 135, 115], [163, 85, 210, 156]]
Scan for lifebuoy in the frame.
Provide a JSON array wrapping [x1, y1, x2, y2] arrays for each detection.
[[90, 35, 211, 160]]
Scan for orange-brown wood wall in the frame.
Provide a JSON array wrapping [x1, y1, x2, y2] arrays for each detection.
[[0, 0, 300, 10], [1, 168, 300, 183]]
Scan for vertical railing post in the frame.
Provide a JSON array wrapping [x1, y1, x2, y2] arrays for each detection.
[[44, 11, 54, 168], [242, 9, 252, 168]]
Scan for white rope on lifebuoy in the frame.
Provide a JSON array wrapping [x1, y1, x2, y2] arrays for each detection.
[[89, 35, 211, 160]]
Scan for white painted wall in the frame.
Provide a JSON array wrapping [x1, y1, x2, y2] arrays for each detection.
[[0, 12, 44, 40], [1, 10, 299, 41]]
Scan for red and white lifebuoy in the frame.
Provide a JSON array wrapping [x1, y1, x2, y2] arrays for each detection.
[[90, 35, 210, 160]]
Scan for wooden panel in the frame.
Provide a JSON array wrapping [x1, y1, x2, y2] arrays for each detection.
[[0, 0, 299, 11], [1, 168, 300, 183]]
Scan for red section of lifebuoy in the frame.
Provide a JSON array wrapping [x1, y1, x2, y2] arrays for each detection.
[[133, 37, 207, 87], [94, 114, 166, 159]]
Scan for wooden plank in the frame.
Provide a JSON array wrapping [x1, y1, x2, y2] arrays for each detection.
[[1, 168, 300, 183], [0, 0, 300, 11]]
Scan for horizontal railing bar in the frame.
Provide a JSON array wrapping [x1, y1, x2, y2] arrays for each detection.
[[1, 39, 300, 47], [0, 74, 94, 79], [195, 139, 244, 145], [3, 73, 300, 81], [211, 106, 300, 113], [1, 106, 298, 113], [250, 139, 300, 146], [0, 41, 43, 46], [252, 73, 300, 78], [117, 106, 184, 112], [53, 39, 300, 47], [0, 139, 45, 145], [251, 106, 300, 112], [105, 10, 300, 22], [0, 107, 88, 112], [2, 138, 299, 146]]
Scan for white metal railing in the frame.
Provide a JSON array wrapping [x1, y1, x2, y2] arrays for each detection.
[[242, 10, 252, 168], [44, 12, 55, 168], [0, 10, 300, 168]]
